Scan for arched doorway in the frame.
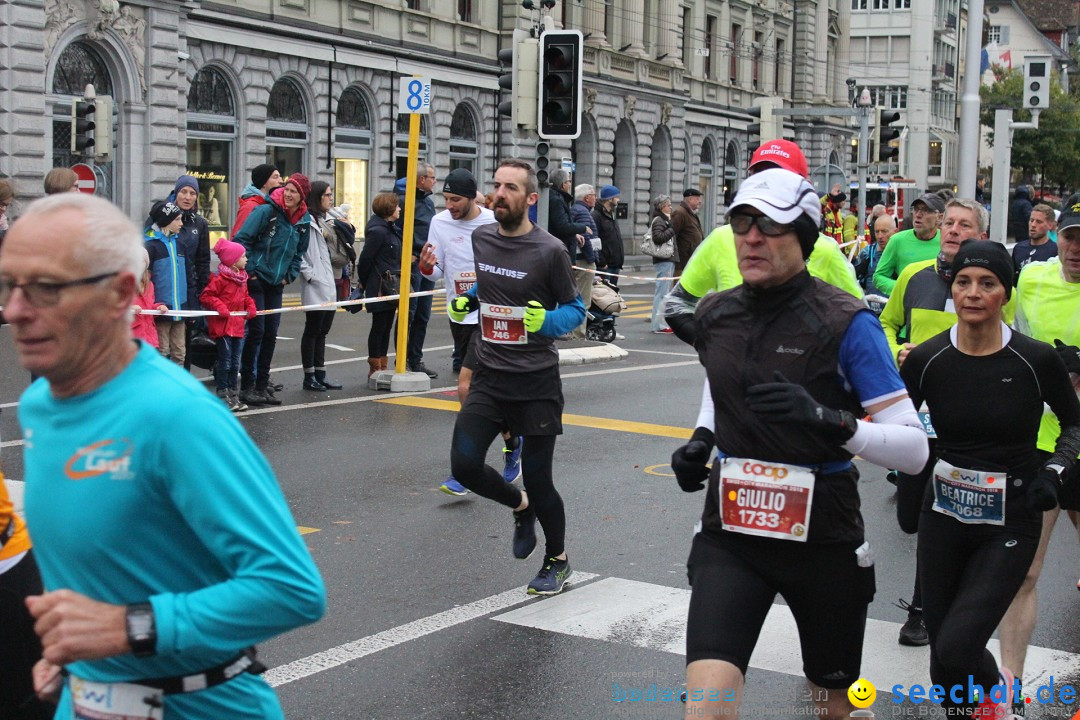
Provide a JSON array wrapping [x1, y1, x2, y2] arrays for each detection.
[[612, 119, 635, 241], [52, 40, 116, 199], [335, 86, 373, 223], [699, 138, 716, 228], [724, 139, 740, 207], [575, 114, 599, 187], [449, 103, 479, 176], [186, 66, 236, 242], [650, 125, 673, 204]]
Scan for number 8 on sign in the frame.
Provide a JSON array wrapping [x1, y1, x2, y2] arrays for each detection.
[[397, 77, 432, 115]]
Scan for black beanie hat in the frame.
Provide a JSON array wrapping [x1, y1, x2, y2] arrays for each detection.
[[950, 239, 1014, 298], [251, 163, 279, 190], [150, 200, 183, 229]]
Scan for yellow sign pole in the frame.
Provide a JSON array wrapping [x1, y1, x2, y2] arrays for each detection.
[[394, 112, 420, 374]]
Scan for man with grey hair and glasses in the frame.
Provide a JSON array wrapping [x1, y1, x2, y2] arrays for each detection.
[[0, 193, 325, 719]]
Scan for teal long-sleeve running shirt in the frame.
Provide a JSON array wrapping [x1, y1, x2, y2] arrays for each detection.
[[19, 341, 326, 719]]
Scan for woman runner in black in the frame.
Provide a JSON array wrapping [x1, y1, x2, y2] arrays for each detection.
[[900, 240, 1080, 718]]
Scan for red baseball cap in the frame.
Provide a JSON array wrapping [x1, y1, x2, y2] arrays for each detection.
[[749, 139, 809, 179]]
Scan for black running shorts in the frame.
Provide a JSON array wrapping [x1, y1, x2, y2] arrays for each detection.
[[461, 365, 563, 436], [685, 529, 875, 689]]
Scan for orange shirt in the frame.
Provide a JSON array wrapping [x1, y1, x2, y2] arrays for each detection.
[[0, 470, 31, 561]]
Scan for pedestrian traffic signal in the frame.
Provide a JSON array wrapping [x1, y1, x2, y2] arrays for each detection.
[[498, 28, 539, 132], [70, 99, 96, 157], [536, 141, 550, 186], [1023, 56, 1051, 110], [538, 29, 583, 140], [874, 107, 901, 163], [93, 95, 113, 162], [747, 97, 783, 146]]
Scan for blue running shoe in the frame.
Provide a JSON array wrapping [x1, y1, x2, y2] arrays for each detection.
[[503, 437, 523, 482], [527, 556, 572, 595], [439, 476, 470, 496], [512, 507, 537, 559]]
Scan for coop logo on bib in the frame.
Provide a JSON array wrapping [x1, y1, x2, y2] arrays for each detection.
[[452, 270, 476, 297], [480, 302, 528, 344]]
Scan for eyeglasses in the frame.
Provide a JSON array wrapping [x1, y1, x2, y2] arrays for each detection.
[[0, 272, 118, 307], [729, 212, 794, 237]]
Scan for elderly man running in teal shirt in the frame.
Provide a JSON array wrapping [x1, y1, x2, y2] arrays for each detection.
[[0, 193, 325, 720], [873, 193, 944, 296]]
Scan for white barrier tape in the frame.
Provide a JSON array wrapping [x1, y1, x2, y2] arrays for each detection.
[[130, 289, 448, 318], [575, 265, 684, 283]]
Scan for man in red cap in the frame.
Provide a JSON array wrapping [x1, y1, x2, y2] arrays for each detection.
[[747, 139, 810, 178], [663, 139, 862, 344]]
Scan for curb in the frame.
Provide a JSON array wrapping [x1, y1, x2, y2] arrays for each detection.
[[557, 343, 628, 366]]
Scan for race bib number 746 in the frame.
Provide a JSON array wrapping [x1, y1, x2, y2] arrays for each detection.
[[480, 302, 527, 344]]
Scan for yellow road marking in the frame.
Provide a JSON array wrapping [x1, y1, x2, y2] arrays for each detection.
[[297, 526, 321, 535], [643, 463, 676, 477], [375, 396, 691, 439]]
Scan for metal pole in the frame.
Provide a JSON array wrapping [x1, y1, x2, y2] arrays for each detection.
[[957, 0, 984, 199], [989, 108, 1012, 245], [857, 106, 870, 238]]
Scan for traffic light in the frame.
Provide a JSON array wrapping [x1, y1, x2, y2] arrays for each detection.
[[874, 107, 901, 163], [537, 29, 583, 140], [70, 99, 96, 156], [93, 95, 113, 162], [536, 141, 550, 186], [1023, 56, 1051, 110], [498, 29, 538, 131], [747, 97, 783, 145]]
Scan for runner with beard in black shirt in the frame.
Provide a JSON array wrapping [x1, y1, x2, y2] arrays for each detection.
[[447, 160, 585, 596]]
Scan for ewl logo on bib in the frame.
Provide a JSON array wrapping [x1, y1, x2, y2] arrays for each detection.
[[64, 438, 135, 481]]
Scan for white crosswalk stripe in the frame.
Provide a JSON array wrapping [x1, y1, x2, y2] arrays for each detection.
[[493, 576, 1080, 697]]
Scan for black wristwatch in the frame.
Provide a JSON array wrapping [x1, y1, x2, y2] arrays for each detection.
[[125, 603, 157, 658]]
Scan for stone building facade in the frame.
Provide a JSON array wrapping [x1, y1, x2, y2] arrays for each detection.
[[0, 0, 851, 249]]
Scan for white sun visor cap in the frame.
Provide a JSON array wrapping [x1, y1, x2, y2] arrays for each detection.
[[727, 169, 821, 228]]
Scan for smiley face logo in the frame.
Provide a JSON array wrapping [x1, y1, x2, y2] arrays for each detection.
[[848, 678, 876, 708]]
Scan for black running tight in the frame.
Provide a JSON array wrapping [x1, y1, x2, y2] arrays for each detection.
[[450, 413, 565, 558], [918, 509, 1040, 711]]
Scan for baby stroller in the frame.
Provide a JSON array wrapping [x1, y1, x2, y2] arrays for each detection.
[[587, 277, 625, 343]]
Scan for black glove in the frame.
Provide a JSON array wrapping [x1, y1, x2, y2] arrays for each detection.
[[745, 371, 859, 446], [1027, 465, 1064, 512], [672, 427, 715, 493], [1054, 339, 1080, 375]]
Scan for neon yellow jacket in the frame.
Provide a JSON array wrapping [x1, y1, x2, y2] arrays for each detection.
[[880, 258, 1016, 364], [679, 224, 863, 298], [1014, 258, 1080, 453]]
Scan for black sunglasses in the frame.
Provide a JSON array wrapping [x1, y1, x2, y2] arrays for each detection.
[[728, 212, 794, 237]]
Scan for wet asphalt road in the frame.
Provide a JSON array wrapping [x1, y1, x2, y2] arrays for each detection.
[[2, 279, 1079, 719]]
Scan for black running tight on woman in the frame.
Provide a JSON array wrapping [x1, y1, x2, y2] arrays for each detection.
[[918, 508, 1040, 711], [450, 414, 564, 557]]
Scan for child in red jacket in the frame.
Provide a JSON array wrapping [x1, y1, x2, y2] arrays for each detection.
[[132, 247, 167, 348], [200, 239, 257, 412]]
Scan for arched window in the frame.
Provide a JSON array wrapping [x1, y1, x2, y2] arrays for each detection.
[[334, 87, 373, 225], [51, 41, 115, 199], [699, 138, 716, 226], [52, 41, 114, 97], [186, 67, 237, 238], [188, 67, 234, 116], [449, 103, 478, 175], [394, 114, 429, 179], [724, 139, 739, 206], [266, 78, 309, 175]]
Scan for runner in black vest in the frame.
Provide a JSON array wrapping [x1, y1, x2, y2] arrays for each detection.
[[899, 240, 1080, 718], [447, 160, 585, 596], [671, 169, 929, 717]]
